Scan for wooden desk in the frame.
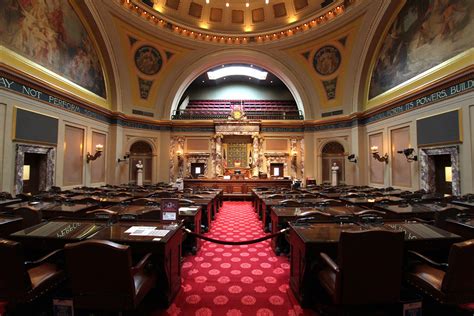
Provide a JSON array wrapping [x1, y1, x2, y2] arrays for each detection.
[[444, 218, 474, 239], [106, 204, 202, 254], [184, 178, 291, 194], [0, 198, 23, 211], [270, 205, 366, 254], [288, 221, 461, 307], [42, 202, 98, 219], [91, 221, 183, 306], [11, 220, 183, 307], [340, 196, 404, 206], [4, 201, 55, 212], [376, 203, 469, 220], [0, 215, 23, 237]]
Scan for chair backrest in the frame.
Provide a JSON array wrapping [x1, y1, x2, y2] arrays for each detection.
[[13, 207, 42, 228], [65, 240, 136, 309], [0, 239, 31, 301], [337, 230, 404, 305], [434, 208, 461, 228], [139, 209, 162, 220], [130, 198, 155, 206], [441, 239, 474, 302]]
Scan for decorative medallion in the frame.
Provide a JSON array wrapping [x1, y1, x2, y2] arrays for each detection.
[[134, 46, 162, 75], [313, 45, 341, 76]]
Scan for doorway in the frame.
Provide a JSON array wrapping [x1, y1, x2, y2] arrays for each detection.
[[419, 146, 460, 196], [433, 155, 452, 195], [22, 153, 46, 194], [321, 141, 345, 184]]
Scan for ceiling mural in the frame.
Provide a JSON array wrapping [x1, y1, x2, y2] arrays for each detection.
[[369, 0, 474, 99], [0, 0, 106, 98]]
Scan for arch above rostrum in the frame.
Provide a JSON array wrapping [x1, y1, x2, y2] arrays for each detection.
[[160, 49, 317, 120]]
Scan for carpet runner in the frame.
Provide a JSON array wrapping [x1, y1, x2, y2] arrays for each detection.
[[163, 201, 305, 316]]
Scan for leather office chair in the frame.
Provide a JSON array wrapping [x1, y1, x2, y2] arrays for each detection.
[[406, 239, 474, 304], [64, 240, 156, 311], [13, 207, 43, 229], [0, 239, 64, 308], [318, 230, 404, 307]]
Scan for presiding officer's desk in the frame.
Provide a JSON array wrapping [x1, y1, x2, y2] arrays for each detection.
[[11, 219, 183, 306], [184, 178, 292, 195], [288, 221, 462, 307]]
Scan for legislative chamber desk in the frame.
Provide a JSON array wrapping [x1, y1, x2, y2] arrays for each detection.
[[11, 219, 183, 306], [288, 221, 462, 307], [184, 178, 292, 194]]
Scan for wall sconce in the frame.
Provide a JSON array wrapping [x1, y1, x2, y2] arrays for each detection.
[[371, 146, 388, 163], [86, 144, 103, 163], [117, 153, 130, 163], [347, 154, 357, 163], [397, 148, 418, 162]]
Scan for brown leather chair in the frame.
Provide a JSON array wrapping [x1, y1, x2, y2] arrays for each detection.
[[64, 240, 156, 311], [0, 239, 64, 308], [406, 239, 474, 304], [318, 230, 405, 307], [13, 207, 43, 229], [130, 198, 156, 206]]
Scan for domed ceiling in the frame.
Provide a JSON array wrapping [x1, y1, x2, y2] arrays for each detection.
[[139, 0, 344, 35]]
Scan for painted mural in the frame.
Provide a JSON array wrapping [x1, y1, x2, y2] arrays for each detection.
[[0, 0, 106, 98], [369, 0, 474, 99]]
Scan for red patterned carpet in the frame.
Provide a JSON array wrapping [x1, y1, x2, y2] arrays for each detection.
[[163, 201, 306, 316]]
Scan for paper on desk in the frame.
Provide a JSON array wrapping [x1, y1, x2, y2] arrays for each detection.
[[130, 229, 170, 237], [124, 226, 157, 234], [179, 207, 199, 211]]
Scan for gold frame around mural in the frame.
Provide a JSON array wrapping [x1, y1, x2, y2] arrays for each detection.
[[415, 108, 463, 148], [364, 0, 474, 110], [2, 48, 109, 110], [12, 106, 59, 146]]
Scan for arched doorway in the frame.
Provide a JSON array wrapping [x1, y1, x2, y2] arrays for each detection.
[[322, 141, 345, 184], [129, 141, 153, 184]]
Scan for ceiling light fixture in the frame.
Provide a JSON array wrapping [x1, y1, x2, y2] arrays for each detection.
[[207, 66, 268, 80], [246, 2, 250, 7], [226, 2, 229, 7]]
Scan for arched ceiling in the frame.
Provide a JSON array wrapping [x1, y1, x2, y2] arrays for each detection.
[[140, 0, 339, 35], [86, 0, 388, 119]]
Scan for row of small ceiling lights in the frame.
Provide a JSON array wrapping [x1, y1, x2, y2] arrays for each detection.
[[205, 0, 270, 7], [122, 0, 348, 45]]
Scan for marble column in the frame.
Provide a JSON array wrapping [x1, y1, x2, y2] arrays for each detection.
[[252, 134, 260, 177], [215, 134, 223, 176]]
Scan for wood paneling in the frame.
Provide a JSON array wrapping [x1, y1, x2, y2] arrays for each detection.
[[391, 126, 411, 187], [63, 125, 84, 186]]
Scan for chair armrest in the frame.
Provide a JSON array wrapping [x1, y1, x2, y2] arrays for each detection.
[[85, 209, 117, 216], [354, 210, 386, 216], [407, 250, 448, 271], [409, 217, 434, 224], [132, 252, 153, 274], [25, 249, 63, 269], [320, 252, 340, 273]]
